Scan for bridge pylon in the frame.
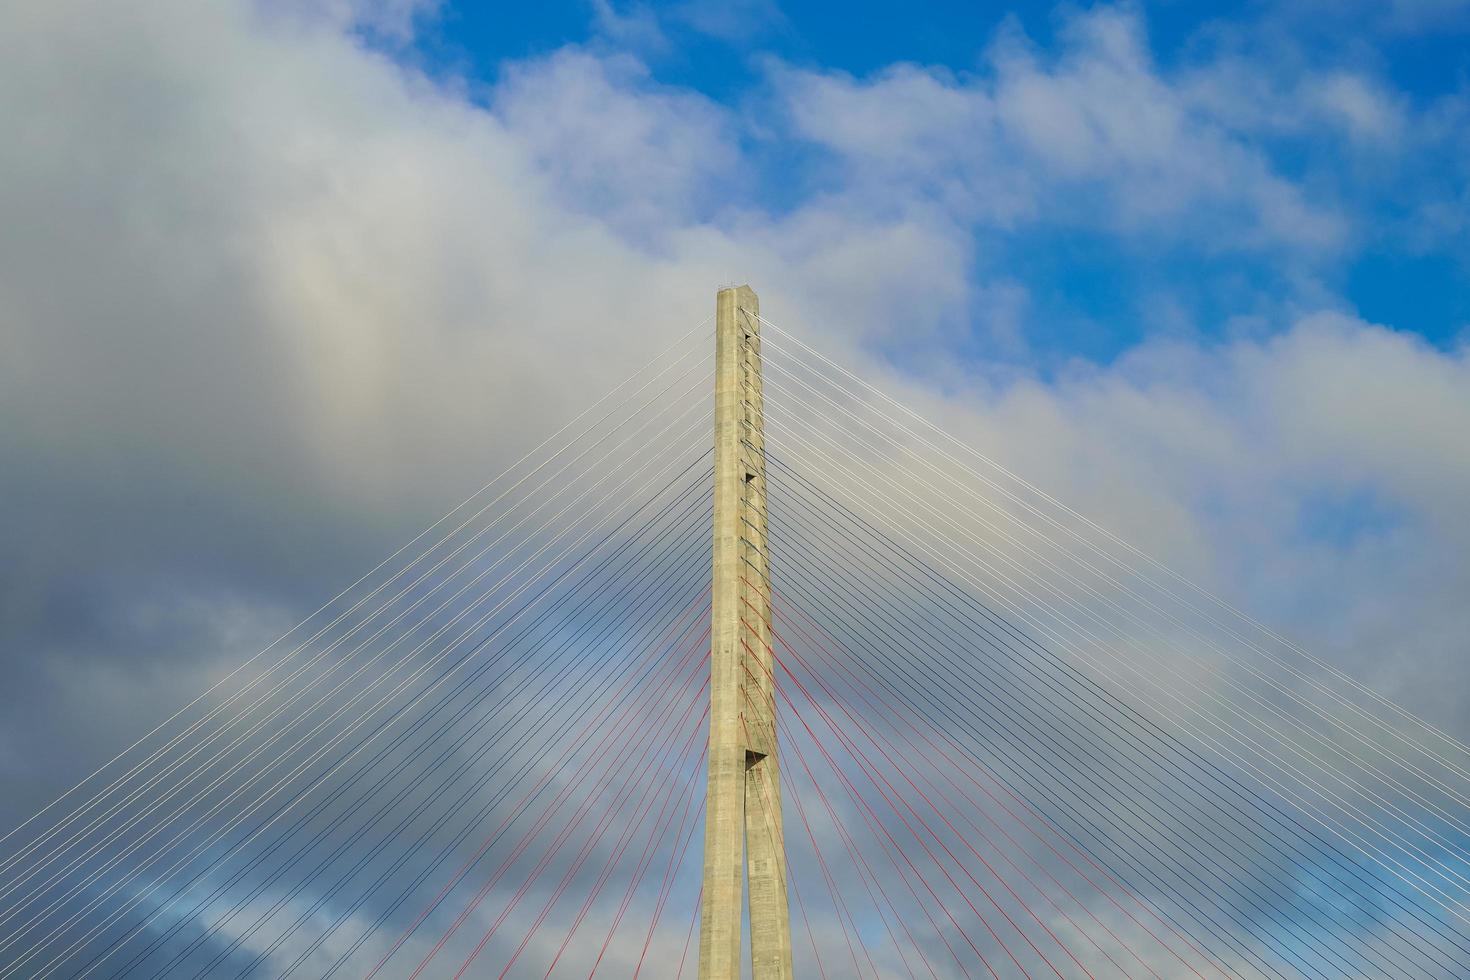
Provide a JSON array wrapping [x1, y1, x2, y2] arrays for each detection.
[[698, 285, 794, 979]]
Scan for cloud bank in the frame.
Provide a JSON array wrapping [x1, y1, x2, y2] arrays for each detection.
[[1, 0, 1468, 973]]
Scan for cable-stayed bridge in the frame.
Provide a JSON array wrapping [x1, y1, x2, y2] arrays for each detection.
[[2, 286, 1469, 979]]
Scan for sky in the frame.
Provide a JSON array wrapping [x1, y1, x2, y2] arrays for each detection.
[[409, 0, 1470, 362], [1, 0, 1470, 975]]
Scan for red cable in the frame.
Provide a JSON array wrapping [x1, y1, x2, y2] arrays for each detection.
[[361, 588, 711, 980], [776, 599, 1223, 980], [736, 702, 830, 980], [768, 668, 990, 978], [487, 695, 712, 980], [591, 743, 708, 977], [738, 613, 969, 978], [396, 617, 712, 980], [774, 683, 973, 977], [417, 654, 708, 980], [630, 790, 706, 979], [782, 718, 944, 980], [745, 617, 1031, 979], [740, 683, 859, 979], [769, 589, 1221, 980], [771, 650, 1005, 980], [499, 705, 705, 980], [773, 596, 1152, 980], [773, 690, 938, 980], [775, 626, 1094, 979], [785, 844, 828, 980], [760, 618, 1073, 980], [676, 883, 701, 980], [449, 667, 712, 979], [554, 731, 709, 976]]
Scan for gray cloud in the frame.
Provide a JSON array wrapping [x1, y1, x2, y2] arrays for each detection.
[[2, 0, 1469, 974]]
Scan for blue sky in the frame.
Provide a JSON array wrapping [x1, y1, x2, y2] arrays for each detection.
[[3, 0, 1470, 975], [396, 0, 1470, 368]]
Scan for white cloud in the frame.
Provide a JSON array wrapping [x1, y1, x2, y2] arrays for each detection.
[[0, 1, 975, 829], [672, 0, 786, 42], [259, 0, 442, 42], [494, 48, 737, 238], [589, 0, 668, 56], [773, 5, 1349, 249], [1, 0, 1464, 786], [1307, 72, 1407, 143], [2, 0, 1469, 972]]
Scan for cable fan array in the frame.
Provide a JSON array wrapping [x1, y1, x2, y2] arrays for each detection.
[[0, 326, 718, 979], [744, 315, 1470, 979], [0, 309, 1467, 979]]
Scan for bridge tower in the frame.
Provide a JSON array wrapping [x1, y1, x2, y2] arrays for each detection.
[[698, 285, 794, 979]]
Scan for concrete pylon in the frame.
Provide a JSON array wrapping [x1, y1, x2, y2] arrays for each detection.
[[698, 286, 794, 980]]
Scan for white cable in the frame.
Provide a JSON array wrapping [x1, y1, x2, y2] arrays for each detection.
[[0, 318, 711, 880], [757, 497, 1417, 980], [757, 331, 1470, 837], [759, 387, 1470, 898], [155, 497, 714, 979], [0, 348, 714, 920], [9, 398, 714, 979], [755, 368, 1470, 901], [0, 371, 713, 952], [756, 362, 1470, 978], [758, 316, 1470, 771], [0, 344, 711, 908], [759, 404, 1470, 929], [49, 433, 714, 980], [758, 362, 1470, 845]]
